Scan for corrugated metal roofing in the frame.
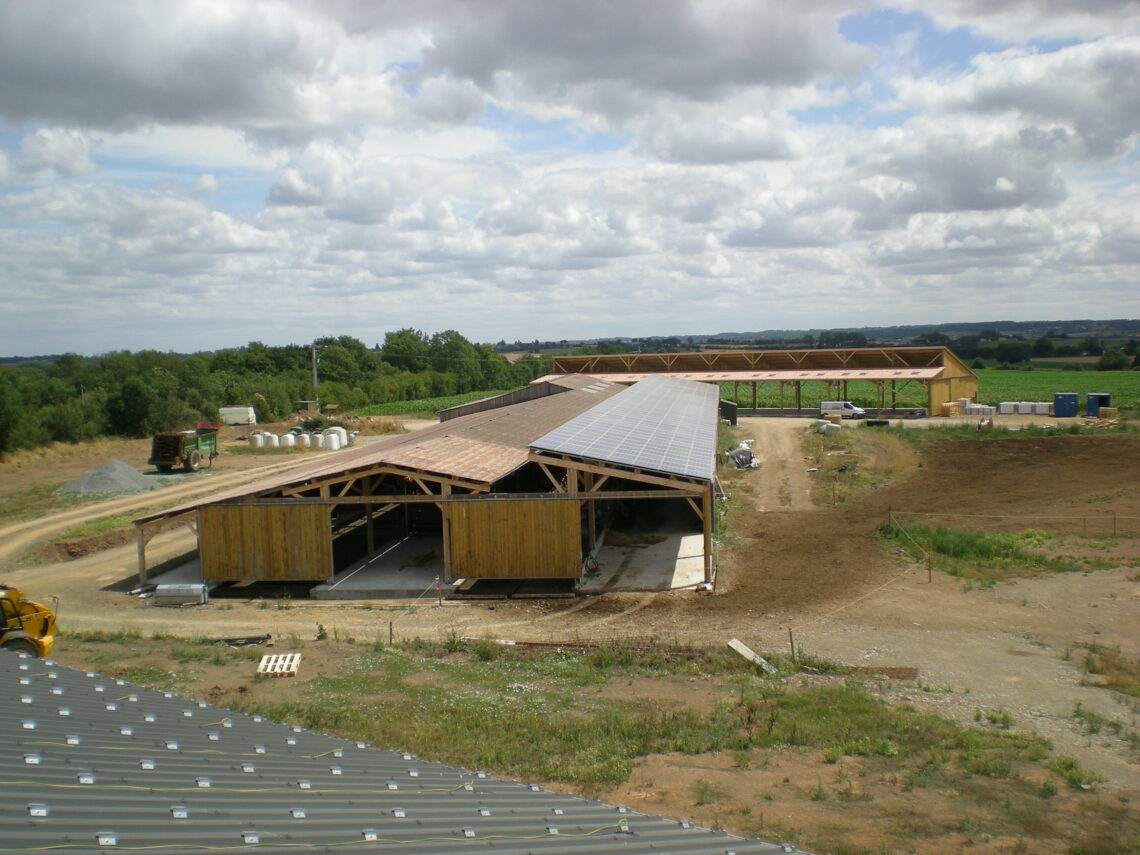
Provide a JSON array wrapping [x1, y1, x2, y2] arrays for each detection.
[[1, 649, 805, 854], [532, 376, 719, 481], [535, 368, 943, 383]]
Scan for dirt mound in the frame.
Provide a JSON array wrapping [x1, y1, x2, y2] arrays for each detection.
[[39, 528, 135, 561], [55, 459, 156, 497]]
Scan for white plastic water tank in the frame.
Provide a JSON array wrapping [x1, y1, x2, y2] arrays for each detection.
[[313, 433, 325, 449], [1035, 402, 1052, 415], [325, 432, 342, 451], [265, 433, 280, 448], [279, 434, 295, 448], [999, 402, 1015, 415], [296, 433, 311, 448]]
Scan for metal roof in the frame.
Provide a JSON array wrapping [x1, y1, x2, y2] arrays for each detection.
[[534, 368, 943, 384], [2, 649, 804, 854], [532, 376, 720, 482]]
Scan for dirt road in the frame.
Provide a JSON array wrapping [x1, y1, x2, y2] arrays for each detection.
[[737, 416, 813, 511]]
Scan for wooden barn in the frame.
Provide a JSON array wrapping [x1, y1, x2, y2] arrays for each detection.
[[133, 376, 720, 596]]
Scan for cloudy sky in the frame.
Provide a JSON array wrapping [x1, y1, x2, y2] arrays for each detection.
[[1, 0, 1138, 356]]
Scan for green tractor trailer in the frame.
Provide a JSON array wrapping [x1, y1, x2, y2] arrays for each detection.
[[149, 422, 219, 472]]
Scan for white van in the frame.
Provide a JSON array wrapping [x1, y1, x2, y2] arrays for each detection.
[[820, 401, 866, 419]]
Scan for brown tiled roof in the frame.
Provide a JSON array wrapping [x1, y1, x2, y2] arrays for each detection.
[[135, 380, 621, 524]]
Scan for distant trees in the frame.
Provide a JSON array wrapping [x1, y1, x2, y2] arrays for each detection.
[[817, 331, 868, 348], [0, 332, 554, 455], [1096, 348, 1130, 371]]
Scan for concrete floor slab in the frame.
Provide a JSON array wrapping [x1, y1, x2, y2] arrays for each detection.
[[312, 536, 452, 600], [578, 531, 705, 593]]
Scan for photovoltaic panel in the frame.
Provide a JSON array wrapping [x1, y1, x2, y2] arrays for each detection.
[[531, 376, 719, 481]]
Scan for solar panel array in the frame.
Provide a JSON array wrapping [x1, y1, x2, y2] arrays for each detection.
[[1, 649, 804, 854], [531, 375, 720, 481]]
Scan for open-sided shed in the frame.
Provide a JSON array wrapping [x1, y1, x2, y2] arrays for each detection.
[[133, 376, 721, 592], [546, 346, 977, 412]]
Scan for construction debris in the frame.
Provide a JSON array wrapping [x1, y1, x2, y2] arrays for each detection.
[[211, 633, 272, 647], [1079, 416, 1121, 429], [727, 638, 779, 674]]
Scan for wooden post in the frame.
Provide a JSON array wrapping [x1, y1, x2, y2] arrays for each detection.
[[788, 628, 797, 663], [702, 486, 714, 585], [136, 526, 149, 584], [365, 503, 375, 553], [585, 472, 596, 553], [441, 483, 451, 579]]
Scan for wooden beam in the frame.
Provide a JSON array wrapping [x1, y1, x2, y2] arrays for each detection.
[[528, 452, 706, 493], [537, 463, 565, 492], [228, 490, 702, 507], [702, 487, 713, 585]]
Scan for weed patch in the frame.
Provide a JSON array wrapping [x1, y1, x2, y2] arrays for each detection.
[[877, 521, 1077, 581]]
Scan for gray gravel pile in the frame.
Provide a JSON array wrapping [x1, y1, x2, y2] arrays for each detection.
[[56, 459, 157, 496]]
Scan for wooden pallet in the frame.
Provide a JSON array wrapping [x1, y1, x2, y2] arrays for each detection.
[[257, 652, 302, 677]]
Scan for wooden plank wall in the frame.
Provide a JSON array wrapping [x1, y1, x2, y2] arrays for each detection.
[[447, 499, 580, 579], [199, 505, 332, 582]]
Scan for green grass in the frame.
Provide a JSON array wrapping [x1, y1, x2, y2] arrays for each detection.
[[357, 390, 510, 418], [877, 522, 1077, 582], [56, 512, 139, 539], [228, 642, 1070, 798]]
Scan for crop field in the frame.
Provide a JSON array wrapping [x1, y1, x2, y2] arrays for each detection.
[[974, 368, 1138, 413], [356, 390, 508, 417]]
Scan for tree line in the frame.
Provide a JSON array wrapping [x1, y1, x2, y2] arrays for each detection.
[[0, 330, 551, 455]]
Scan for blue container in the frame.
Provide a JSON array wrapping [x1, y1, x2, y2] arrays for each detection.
[[1053, 393, 1078, 418], [1087, 393, 1111, 416]]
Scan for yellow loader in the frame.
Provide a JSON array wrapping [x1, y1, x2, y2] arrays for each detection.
[[0, 584, 56, 657]]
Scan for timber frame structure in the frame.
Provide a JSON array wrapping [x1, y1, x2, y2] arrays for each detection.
[[133, 376, 719, 591], [548, 346, 977, 412]]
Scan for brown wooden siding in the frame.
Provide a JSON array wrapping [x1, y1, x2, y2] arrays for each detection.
[[199, 505, 332, 582], [446, 499, 580, 579]]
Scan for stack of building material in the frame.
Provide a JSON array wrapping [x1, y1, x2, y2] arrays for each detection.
[[941, 401, 963, 417], [964, 403, 997, 417]]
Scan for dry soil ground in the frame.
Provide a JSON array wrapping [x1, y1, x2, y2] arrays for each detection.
[[2, 417, 1138, 854]]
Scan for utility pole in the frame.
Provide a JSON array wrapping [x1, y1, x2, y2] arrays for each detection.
[[311, 343, 320, 411]]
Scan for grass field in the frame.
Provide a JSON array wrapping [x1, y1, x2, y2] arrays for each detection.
[[357, 390, 508, 417]]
